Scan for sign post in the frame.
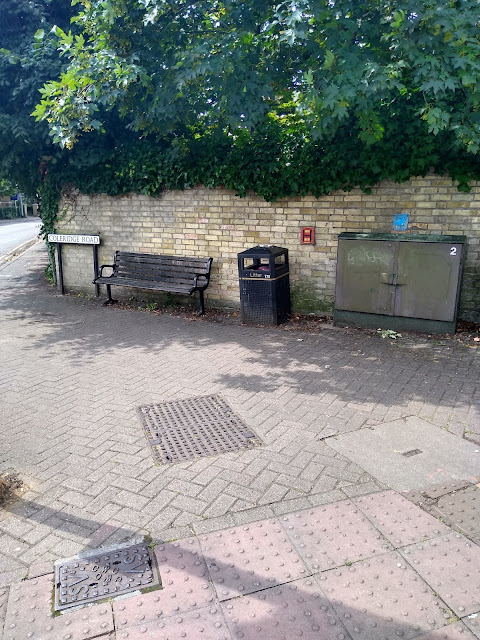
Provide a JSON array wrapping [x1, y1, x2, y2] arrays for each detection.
[[47, 234, 101, 296]]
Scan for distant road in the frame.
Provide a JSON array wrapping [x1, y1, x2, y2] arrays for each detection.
[[0, 217, 41, 259]]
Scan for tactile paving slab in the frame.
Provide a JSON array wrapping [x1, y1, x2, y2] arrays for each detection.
[[113, 538, 216, 629], [413, 621, 478, 639], [222, 577, 351, 640], [354, 490, 451, 547], [317, 551, 454, 640], [137, 395, 262, 464], [115, 605, 230, 640], [199, 519, 308, 601], [420, 482, 474, 501], [0, 586, 8, 626], [400, 534, 480, 617], [3, 574, 114, 640], [463, 612, 480, 639], [55, 543, 159, 610], [281, 500, 391, 572], [432, 486, 480, 537]]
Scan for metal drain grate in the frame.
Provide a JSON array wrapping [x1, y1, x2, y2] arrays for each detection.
[[402, 449, 423, 457], [137, 394, 262, 464], [54, 544, 160, 611]]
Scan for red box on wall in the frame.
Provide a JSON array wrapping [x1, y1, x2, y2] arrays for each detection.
[[300, 227, 315, 245]]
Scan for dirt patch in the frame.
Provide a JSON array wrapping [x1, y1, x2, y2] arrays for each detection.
[[0, 471, 23, 507], [121, 302, 480, 346], [70, 292, 480, 346]]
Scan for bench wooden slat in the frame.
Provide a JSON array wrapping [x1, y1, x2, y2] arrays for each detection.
[[115, 273, 200, 287], [115, 267, 209, 279], [116, 264, 206, 277], [95, 276, 193, 293], [116, 252, 210, 269]]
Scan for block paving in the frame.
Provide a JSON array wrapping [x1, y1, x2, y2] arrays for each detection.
[[1, 245, 480, 638], [1, 245, 480, 590]]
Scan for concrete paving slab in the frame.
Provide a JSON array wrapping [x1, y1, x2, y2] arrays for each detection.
[[431, 486, 480, 538], [3, 573, 114, 640], [199, 519, 309, 601], [400, 534, 480, 617], [113, 537, 216, 630], [221, 577, 351, 640], [0, 586, 8, 635], [316, 551, 454, 640], [414, 621, 478, 639], [420, 482, 474, 501], [115, 605, 230, 640], [463, 613, 480, 639], [3, 574, 54, 638], [353, 490, 451, 547], [280, 500, 391, 572], [326, 417, 480, 491], [28, 561, 54, 578]]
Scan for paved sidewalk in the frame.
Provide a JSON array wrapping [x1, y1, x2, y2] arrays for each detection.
[[2, 490, 480, 640], [1, 244, 480, 639]]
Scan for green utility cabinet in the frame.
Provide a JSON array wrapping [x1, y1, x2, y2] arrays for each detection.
[[334, 233, 467, 334]]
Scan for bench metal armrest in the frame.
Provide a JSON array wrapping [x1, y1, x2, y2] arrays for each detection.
[[97, 264, 114, 278], [193, 273, 209, 289], [193, 259, 212, 290]]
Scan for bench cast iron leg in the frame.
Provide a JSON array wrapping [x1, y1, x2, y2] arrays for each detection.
[[198, 290, 205, 315], [104, 284, 118, 306]]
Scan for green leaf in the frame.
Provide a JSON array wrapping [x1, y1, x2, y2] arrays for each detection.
[[323, 51, 335, 70]]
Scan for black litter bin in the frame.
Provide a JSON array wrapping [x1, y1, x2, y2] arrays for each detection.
[[237, 245, 290, 325]]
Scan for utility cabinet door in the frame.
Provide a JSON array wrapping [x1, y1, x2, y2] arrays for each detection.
[[335, 239, 396, 315], [394, 242, 464, 321]]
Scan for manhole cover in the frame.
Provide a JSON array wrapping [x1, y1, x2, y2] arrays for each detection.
[[137, 394, 262, 464], [54, 544, 160, 611]]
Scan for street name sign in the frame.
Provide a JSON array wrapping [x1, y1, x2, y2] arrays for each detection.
[[48, 234, 100, 245]]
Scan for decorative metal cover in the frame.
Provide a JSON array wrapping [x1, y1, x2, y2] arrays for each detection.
[[137, 394, 262, 464], [54, 544, 159, 611]]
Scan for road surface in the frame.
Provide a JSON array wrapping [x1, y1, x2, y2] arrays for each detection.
[[0, 216, 41, 259]]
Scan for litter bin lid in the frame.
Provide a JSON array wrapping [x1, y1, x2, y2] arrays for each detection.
[[238, 245, 287, 256]]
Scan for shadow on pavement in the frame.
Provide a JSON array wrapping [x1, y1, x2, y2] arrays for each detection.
[[1, 244, 479, 423], [5, 497, 136, 551]]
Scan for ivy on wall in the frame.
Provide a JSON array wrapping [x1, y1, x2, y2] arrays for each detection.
[[38, 179, 61, 282], [50, 112, 480, 210]]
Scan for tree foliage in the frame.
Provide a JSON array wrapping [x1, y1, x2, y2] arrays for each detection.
[[2, 0, 480, 220], [34, 0, 480, 154], [49, 102, 478, 203], [0, 0, 72, 196]]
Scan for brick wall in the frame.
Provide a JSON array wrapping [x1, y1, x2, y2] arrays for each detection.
[[56, 174, 480, 321]]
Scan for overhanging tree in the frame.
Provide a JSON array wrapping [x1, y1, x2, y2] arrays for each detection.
[[35, 0, 480, 155], [0, 0, 72, 197]]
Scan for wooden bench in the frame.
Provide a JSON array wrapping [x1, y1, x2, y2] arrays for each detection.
[[93, 251, 213, 314]]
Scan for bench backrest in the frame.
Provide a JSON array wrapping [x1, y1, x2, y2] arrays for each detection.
[[113, 251, 212, 286]]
